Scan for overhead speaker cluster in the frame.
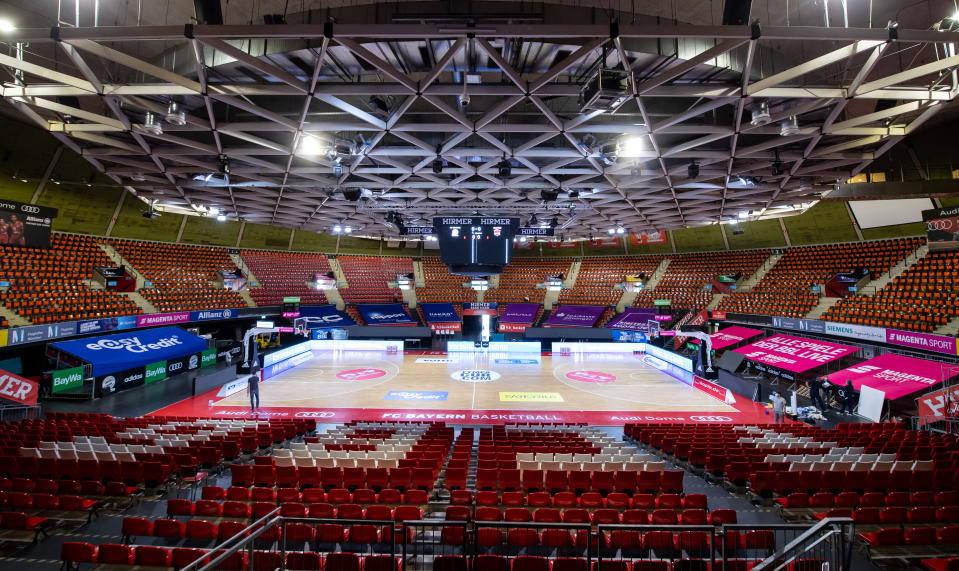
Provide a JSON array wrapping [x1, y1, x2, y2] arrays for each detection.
[[541, 189, 558, 202], [342, 189, 362, 202]]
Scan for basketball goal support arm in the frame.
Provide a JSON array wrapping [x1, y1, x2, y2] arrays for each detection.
[[672, 330, 714, 372]]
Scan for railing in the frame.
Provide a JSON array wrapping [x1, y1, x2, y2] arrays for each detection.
[[174, 510, 841, 571], [751, 518, 855, 571], [0, 403, 41, 422], [913, 416, 959, 435]]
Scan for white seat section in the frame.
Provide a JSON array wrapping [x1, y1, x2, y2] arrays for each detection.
[[872, 461, 895, 472], [877, 453, 898, 463], [830, 461, 854, 472], [858, 453, 879, 464], [581, 461, 604, 472], [849, 462, 871, 472], [644, 461, 666, 472], [913, 460, 935, 471], [789, 461, 811, 472], [810, 461, 832, 471]]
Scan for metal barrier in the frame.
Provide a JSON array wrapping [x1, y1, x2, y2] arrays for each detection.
[[173, 510, 844, 571], [914, 416, 959, 435], [751, 518, 855, 571], [0, 403, 41, 422]]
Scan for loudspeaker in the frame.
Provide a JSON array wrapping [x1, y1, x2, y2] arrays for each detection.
[[732, 228, 744, 235], [721, 0, 752, 25], [541, 189, 558, 202], [342, 189, 362, 201], [193, 0, 224, 24]]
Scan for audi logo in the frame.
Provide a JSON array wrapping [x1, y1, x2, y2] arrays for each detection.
[[689, 415, 733, 422], [928, 219, 956, 231], [169, 362, 183, 371], [294, 411, 336, 418], [20, 205, 40, 214]]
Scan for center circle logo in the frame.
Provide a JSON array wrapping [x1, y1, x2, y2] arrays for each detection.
[[689, 415, 733, 422], [566, 370, 617, 383], [451, 369, 501, 383], [336, 368, 387, 381]]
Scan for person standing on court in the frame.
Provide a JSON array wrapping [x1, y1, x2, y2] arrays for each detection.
[[838, 380, 857, 415], [809, 376, 829, 411], [248, 366, 260, 411], [770, 391, 787, 424]]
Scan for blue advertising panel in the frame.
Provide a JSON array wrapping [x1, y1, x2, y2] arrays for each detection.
[[419, 303, 460, 323], [51, 327, 208, 377], [190, 308, 242, 321], [358, 304, 416, 325], [298, 305, 356, 327]]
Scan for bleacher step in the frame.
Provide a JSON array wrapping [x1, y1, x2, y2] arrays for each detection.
[[122, 291, 157, 314], [934, 316, 959, 336], [643, 258, 671, 291], [99, 243, 146, 289], [237, 289, 257, 308], [860, 244, 928, 295], [804, 296, 840, 320], [738, 252, 782, 291], [0, 303, 30, 327], [705, 293, 726, 310], [229, 253, 262, 289]]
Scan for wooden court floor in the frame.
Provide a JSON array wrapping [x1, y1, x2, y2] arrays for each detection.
[[213, 351, 739, 413]]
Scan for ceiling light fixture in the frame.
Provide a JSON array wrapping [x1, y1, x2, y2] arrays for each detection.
[[780, 115, 800, 136], [687, 162, 699, 179], [296, 134, 327, 156], [616, 136, 645, 157], [166, 101, 187, 126], [0, 18, 15, 33], [497, 158, 512, 178], [143, 112, 163, 135]]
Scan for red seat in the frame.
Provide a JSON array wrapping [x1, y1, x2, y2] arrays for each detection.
[[562, 508, 591, 524], [507, 528, 539, 547], [153, 518, 185, 538], [326, 553, 361, 571], [541, 529, 573, 548], [135, 545, 172, 567], [61, 541, 97, 566], [435, 555, 469, 571], [553, 492, 578, 508], [859, 528, 905, 547], [172, 547, 208, 569], [476, 555, 510, 571], [121, 517, 153, 540], [907, 527, 938, 546], [185, 519, 217, 540], [505, 507, 533, 522], [97, 543, 134, 565]]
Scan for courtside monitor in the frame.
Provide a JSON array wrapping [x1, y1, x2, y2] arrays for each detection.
[[434, 216, 519, 276]]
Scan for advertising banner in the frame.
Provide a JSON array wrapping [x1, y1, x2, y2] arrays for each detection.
[[923, 206, 959, 252], [145, 361, 167, 384], [95, 366, 145, 397], [827, 353, 950, 400], [604, 308, 658, 332], [885, 329, 957, 356], [711, 311, 727, 320], [51, 327, 208, 377], [463, 302, 498, 316], [51, 366, 84, 393], [771, 316, 827, 334], [917, 385, 959, 425], [297, 305, 356, 327], [201, 348, 217, 368], [420, 303, 460, 324], [824, 322, 886, 343], [544, 305, 606, 327], [499, 303, 539, 324], [733, 334, 859, 373], [136, 312, 191, 328], [630, 231, 668, 245], [190, 308, 240, 321], [0, 199, 57, 248], [710, 326, 763, 350], [0, 369, 39, 405], [358, 304, 416, 326]]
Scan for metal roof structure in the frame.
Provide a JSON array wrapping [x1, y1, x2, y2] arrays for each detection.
[[0, 0, 958, 238]]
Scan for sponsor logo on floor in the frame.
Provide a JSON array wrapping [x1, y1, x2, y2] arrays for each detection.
[[384, 391, 448, 401], [450, 369, 500, 382], [499, 392, 564, 402]]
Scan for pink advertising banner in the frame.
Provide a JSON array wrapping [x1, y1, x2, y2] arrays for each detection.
[[136, 312, 191, 328], [885, 329, 958, 356], [733, 334, 859, 373], [827, 353, 949, 400], [710, 326, 764, 350]]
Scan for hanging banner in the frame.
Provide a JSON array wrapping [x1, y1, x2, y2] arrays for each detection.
[[463, 302, 498, 316], [885, 329, 958, 356], [733, 334, 859, 373], [917, 385, 959, 425], [0, 369, 39, 405], [420, 303, 460, 323], [923, 206, 959, 252], [544, 305, 606, 327], [827, 353, 951, 400], [604, 308, 658, 332], [0, 199, 57, 248], [358, 304, 416, 326], [630, 231, 668, 245]]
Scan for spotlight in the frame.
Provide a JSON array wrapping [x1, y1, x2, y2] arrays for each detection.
[[297, 134, 327, 156], [344, 226, 352, 234], [166, 101, 187, 126], [333, 225, 342, 233], [617, 227, 625, 234], [342, 189, 362, 202], [687, 162, 699, 179], [530, 214, 538, 226], [432, 157, 444, 174], [332, 160, 344, 177], [143, 112, 163, 135], [568, 190, 580, 199], [780, 116, 800, 136], [0, 18, 16, 32], [616, 136, 645, 157], [550, 217, 559, 228], [608, 228, 616, 235], [497, 159, 512, 178], [216, 214, 227, 222]]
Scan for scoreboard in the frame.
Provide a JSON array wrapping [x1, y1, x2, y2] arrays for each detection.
[[434, 216, 519, 276]]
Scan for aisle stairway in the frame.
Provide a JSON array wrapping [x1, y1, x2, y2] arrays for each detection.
[[738, 252, 782, 291]]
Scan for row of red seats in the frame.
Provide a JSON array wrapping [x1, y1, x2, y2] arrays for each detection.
[[859, 526, 959, 547], [812, 506, 959, 526], [776, 490, 959, 510], [125, 516, 415, 545], [470, 470, 685, 495], [63, 543, 396, 571], [449, 491, 704, 510], [167, 499, 423, 522], [446, 506, 736, 527], [434, 555, 774, 571], [0, 456, 175, 487], [200, 486, 428, 505], [231, 464, 436, 491], [1, 491, 97, 514]]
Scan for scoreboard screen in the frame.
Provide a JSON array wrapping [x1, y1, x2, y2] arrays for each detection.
[[434, 216, 519, 276]]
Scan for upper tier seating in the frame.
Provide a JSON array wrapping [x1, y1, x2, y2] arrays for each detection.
[[418, 257, 477, 303], [338, 256, 412, 304], [487, 259, 571, 303], [0, 234, 140, 325], [717, 238, 920, 318], [110, 239, 246, 312], [558, 256, 664, 306], [635, 250, 768, 312], [241, 250, 329, 306], [824, 243, 951, 333]]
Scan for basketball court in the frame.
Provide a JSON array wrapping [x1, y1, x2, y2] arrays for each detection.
[[149, 350, 773, 425]]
